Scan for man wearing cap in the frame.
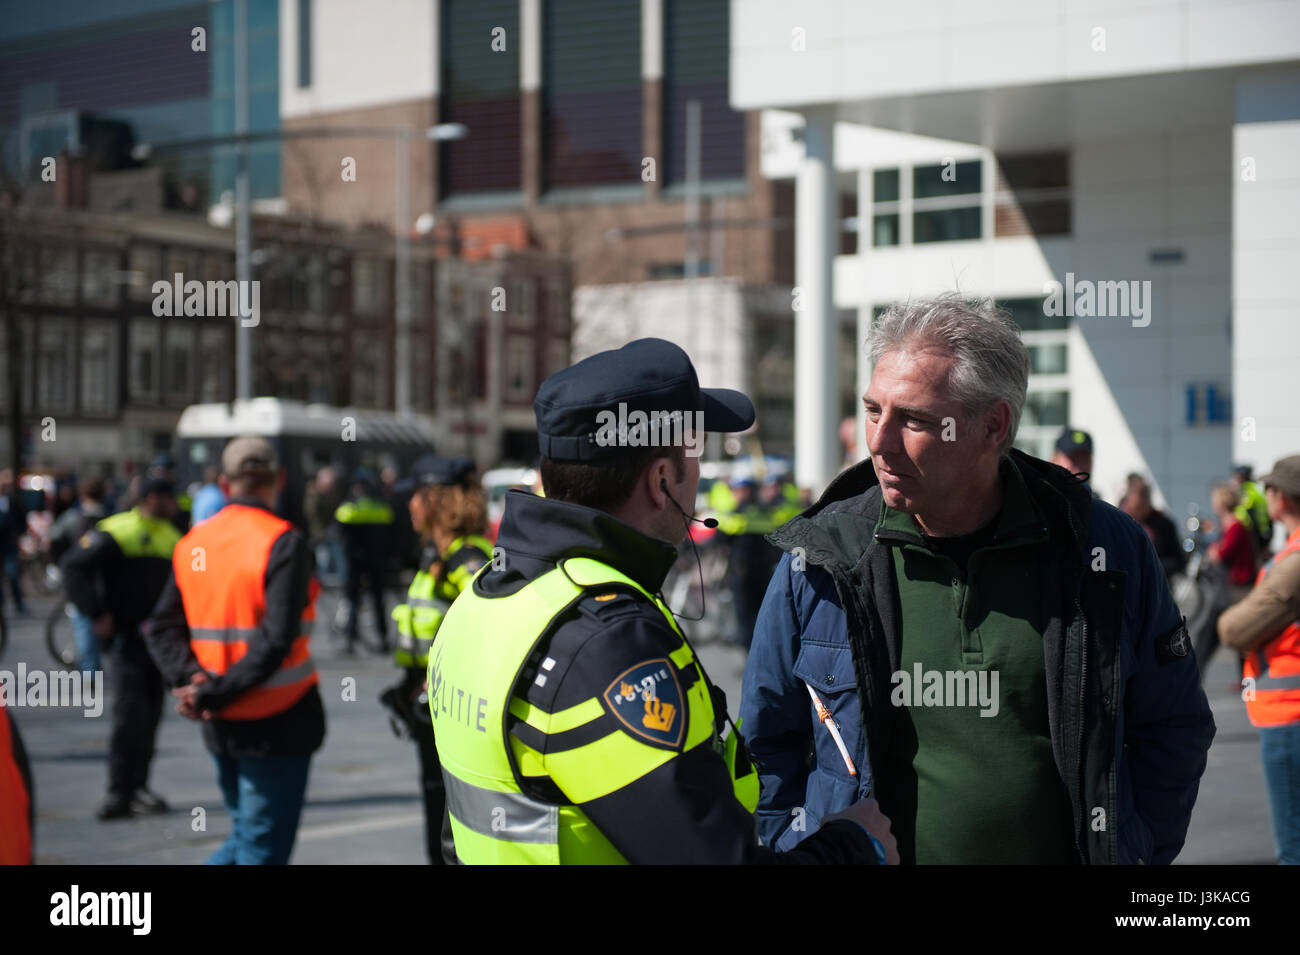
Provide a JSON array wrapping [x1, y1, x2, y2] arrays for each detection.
[[382, 455, 493, 864], [62, 474, 181, 820], [1219, 455, 1300, 864], [428, 338, 896, 864], [146, 437, 326, 864], [1051, 427, 1094, 481]]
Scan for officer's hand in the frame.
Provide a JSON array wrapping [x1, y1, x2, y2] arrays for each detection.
[[823, 797, 899, 865], [92, 613, 114, 638]]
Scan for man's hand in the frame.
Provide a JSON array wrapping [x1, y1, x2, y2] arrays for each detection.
[[92, 613, 114, 638], [823, 797, 900, 865], [172, 671, 212, 721]]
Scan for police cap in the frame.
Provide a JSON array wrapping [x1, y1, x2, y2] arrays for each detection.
[[534, 338, 755, 462], [1055, 427, 1093, 457], [397, 454, 477, 492]]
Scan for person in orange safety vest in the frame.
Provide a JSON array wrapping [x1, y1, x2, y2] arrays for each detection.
[[146, 436, 325, 865], [1219, 455, 1300, 864]]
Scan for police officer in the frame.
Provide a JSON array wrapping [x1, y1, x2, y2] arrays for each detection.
[[383, 454, 492, 864], [428, 338, 896, 864], [62, 475, 180, 820], [1233, 464, 1273, 553], [334, 469, 395, 654]]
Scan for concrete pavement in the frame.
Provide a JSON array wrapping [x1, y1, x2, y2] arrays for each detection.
[[0, 590, 1275, 864]]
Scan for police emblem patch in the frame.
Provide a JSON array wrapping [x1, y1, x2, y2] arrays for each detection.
[[603, 658, 685, 749]]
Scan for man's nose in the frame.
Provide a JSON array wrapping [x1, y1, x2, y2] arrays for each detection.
[[866, 414, 898, 457]]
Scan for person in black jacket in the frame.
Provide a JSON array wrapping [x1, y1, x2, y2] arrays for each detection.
[[1120, 473, 1187, 579], [61, 476, 180, 820]]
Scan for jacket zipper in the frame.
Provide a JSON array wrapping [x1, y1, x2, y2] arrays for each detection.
[[1064, 500, 1089, 864]]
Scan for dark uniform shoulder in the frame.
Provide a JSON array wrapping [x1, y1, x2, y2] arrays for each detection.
[[518, 586, 698, 753], [446, 542, 491, 575]]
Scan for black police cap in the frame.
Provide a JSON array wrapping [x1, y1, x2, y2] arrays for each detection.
[[396, 454, 477, 493], [1055, 427, 1093, 457], [534, 338, 755, 462]]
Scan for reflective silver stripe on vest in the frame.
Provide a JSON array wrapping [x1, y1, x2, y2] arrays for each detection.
[[407, 597, 445, 609], [191, 626, 260, 644], [444, 773, 557, 844], [260, 657, 317, 689], [1256, 672, 1300, 691]]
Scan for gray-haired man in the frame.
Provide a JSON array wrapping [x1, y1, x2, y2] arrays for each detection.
[[741, 293, 1215, 864]]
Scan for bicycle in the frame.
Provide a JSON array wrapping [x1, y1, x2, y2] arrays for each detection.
[[45, 597, 79, 670]]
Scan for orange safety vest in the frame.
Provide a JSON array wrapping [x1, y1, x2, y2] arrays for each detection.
[[0, 704, 32, 865], [175, 503, 320, 721], [1244, 526, 1300, 728]]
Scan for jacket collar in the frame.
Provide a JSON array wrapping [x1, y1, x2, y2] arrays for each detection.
[[874, 455, 1047, 549], [773, 449, 1090, 567], [493, 489, 679, 594]]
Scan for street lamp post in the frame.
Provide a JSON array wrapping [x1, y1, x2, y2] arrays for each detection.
[[395, 122, 468, 418]]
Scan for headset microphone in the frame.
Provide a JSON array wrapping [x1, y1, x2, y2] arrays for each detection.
[[660, 480, 718, 528], [660, 479, 716, 622]]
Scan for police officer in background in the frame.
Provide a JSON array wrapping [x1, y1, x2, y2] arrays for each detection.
[[62, 475, 180, 820], [429, 338, 896, 864], [383, 454, 493, 864], [334, 469, 395, 654]]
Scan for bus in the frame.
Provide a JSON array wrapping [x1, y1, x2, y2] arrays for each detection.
[[175, 399, 438, 530]]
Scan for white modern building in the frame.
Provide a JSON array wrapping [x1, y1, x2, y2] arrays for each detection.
[[733, 0, 1300, 517]]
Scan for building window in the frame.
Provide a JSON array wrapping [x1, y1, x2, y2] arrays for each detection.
[[1029, 343, 1068, 375], [505, 337, 533, 402], [129, 245, 162, 301], [81, 322, 118, 415], [913, 160, 981, 200], [507, 278, 534, 330], [873, 214, 900, 247], [40, 249, 77, 305], [1022, 390, 1070, 428], [1001, 295, 1068, 332], [663, 0, 743, 185], [913, 206, 981, 244], [871, 170, 901, 247], [911, 159, 981, 243], [1000, 295, 1069, 459], [81, 249, 120, 308], [351, 333, 389, 408], [543, 0, 641, 189], [440, 0, 521, 196], [548, 338, 569, 375], [36, 320, 75, 413], [165, 325, 195, 404], [199, 327, 229, 402], [352, 257, 386, 316], [130, 320, 161, 402], [995, 152, 1070, 238], [297, 0, 312, 88]]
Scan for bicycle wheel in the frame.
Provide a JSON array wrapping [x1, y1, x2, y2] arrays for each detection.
[[46, 599, 79, 670]]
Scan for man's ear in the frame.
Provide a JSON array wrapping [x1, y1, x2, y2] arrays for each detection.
[[218, 474, 232, 497], [986, 401, 1012, 451], [275, 469, 287, 493], [647, 457, 672, 510]]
